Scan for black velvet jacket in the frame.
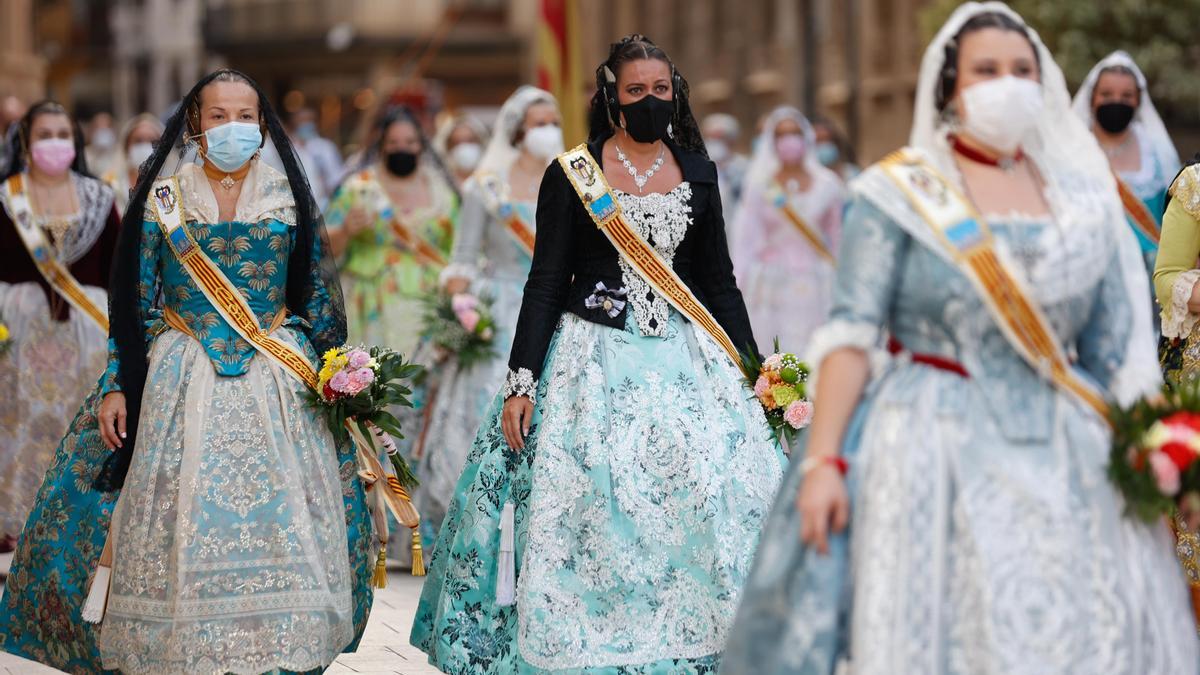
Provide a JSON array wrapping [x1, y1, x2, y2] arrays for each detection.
[[507, 136, 758, 382]]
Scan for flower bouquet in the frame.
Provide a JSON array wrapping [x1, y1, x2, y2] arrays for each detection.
[[305, 345, 424, 489], [742, 340, 814, 446], [421, 291, 497, 369], [1109, 382, 1200, 523]]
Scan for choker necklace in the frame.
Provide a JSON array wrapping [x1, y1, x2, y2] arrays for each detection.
[[949, 134, 1023, 171], [202, 158, 253, 190], [615, 140, 666, 193]]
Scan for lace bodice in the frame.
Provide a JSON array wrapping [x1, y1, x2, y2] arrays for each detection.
[[613, 183, 693, 337]]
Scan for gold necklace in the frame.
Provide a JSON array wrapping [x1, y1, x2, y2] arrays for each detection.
[[203, 159, 252, 191]]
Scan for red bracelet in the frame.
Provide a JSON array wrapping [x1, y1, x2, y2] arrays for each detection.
[[800, 455, 848, 476]]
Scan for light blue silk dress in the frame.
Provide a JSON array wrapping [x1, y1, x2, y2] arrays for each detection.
[[719, 158, 1199, 674], [0, 161, 375, 675], [415, 172, 537, 544]]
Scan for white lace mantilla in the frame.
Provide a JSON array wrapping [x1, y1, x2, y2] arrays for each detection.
[[613, 183, 693, 337]]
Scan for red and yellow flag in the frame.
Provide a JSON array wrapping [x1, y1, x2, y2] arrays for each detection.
[[537, 0, 586, 146]]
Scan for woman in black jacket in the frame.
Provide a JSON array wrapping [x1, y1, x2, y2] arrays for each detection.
[[411, 35, 784, 673]]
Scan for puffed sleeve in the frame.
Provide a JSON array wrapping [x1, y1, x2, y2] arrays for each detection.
[[1154, 196, 1200, 340], [804, 193, 909, 386], [693, 177, 759, 358], [100, 217, 163, 395], [503, 161, 575, 400]]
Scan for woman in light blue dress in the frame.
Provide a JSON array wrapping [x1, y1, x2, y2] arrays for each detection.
[[721, 5, 1198, 674], [415, 86, 561, 539], [411, 35, 784, 673]]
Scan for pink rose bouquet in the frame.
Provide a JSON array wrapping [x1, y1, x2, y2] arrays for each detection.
[[741, 338, 813, 447]]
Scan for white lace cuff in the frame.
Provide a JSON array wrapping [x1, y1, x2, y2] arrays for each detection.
[[803, 319, 887, 398], [1162, 269, 1200, 340], [503, 367, 537, 401], [439, 263, 477, 288]]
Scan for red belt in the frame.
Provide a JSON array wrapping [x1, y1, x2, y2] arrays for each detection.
[[887, 337, 970, 378]]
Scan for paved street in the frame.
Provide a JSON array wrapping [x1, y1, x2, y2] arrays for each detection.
[[0, 553, 442, 675]]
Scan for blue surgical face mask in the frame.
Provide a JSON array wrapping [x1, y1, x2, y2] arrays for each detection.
[[815, 141, 839, 167], [203, 121, 262, 172], [296, 121, 318, 141]]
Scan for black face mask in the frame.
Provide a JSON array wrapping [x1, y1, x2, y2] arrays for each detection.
[[619, 95, 674, 143], [1095, 102, 1136, 134], [384, 150, 418, 177]]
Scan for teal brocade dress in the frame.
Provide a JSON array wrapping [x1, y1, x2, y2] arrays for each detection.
[[0, 161, 375, 675], [411, 182, 785, 673]]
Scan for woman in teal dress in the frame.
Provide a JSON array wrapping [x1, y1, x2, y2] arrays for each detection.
[[411, 35, 784, 673], [0, 69, 375, 675], [721, 5, 1197, 673]]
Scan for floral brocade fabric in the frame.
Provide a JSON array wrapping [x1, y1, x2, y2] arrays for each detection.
[[412, 308, 784, 673]]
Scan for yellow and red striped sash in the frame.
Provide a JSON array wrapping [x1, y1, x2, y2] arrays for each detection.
[[879, 150, 1109, 421], [770, 186, 835, 263], [1114, 172, 1159, 246], [503, 213, 536, 257], [478, 173, 536, 257], [3, 174, 109, 332], [557, 145, 742, 369], [149, 175, 419, 530], [390, 215, 448, 268]]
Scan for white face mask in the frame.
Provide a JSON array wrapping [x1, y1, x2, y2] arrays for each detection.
[[127, 141, 155, 167], [522, 124, 563, 161], [449, 142, 482, 172], [706, 139, 730, 163], [90, 127, 116, 150], [958, 76, 1043, 154]]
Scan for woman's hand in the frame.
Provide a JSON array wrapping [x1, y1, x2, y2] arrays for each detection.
[[98, 392, 128, 450], [344, 206, 373, 237], [501, 396, 534, 451], [797, 459, 850, 555]]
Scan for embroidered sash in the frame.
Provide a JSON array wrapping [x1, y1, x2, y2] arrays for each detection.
[[389, 215, 449, 268], [149, 175, 419, 528], [769, 185, 835, 263], [479, 173, 535, 257], [878, 149, 1109, 420], [3, 174, 109, 332], [557, 145, 742, 368], [1113, 172, 1159, 247], [150, 176, 318, 388]]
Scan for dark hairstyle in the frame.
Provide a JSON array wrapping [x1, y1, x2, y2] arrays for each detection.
[[364, 105, 461, 201], [935, 12, 1041, 112], [587, 34, 707, 156], [99, 68, 346, 491], [810, 114, 856, 164], [1092, 64, 1142, 106], [3, 100, 90, 179], [184, 70, 267, 148]]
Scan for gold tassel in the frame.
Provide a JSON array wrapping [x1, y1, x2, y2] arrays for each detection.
[[372, 544, 388, 589], [411, 530, 426, 577]]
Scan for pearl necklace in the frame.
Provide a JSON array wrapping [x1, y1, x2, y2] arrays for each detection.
[[1103, 133, 1135, 160], [615, 141, 665, 193]]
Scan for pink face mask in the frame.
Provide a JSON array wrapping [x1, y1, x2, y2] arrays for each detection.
[[775, 133, 807, 164], [30, 138, 76, 176]]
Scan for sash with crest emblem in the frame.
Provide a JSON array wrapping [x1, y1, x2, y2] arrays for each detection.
[[878, 149, 1110, 421], [557, 145, 742, 369]]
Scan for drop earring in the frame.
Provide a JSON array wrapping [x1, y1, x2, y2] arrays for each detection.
[[667, 123, 674, 139]]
